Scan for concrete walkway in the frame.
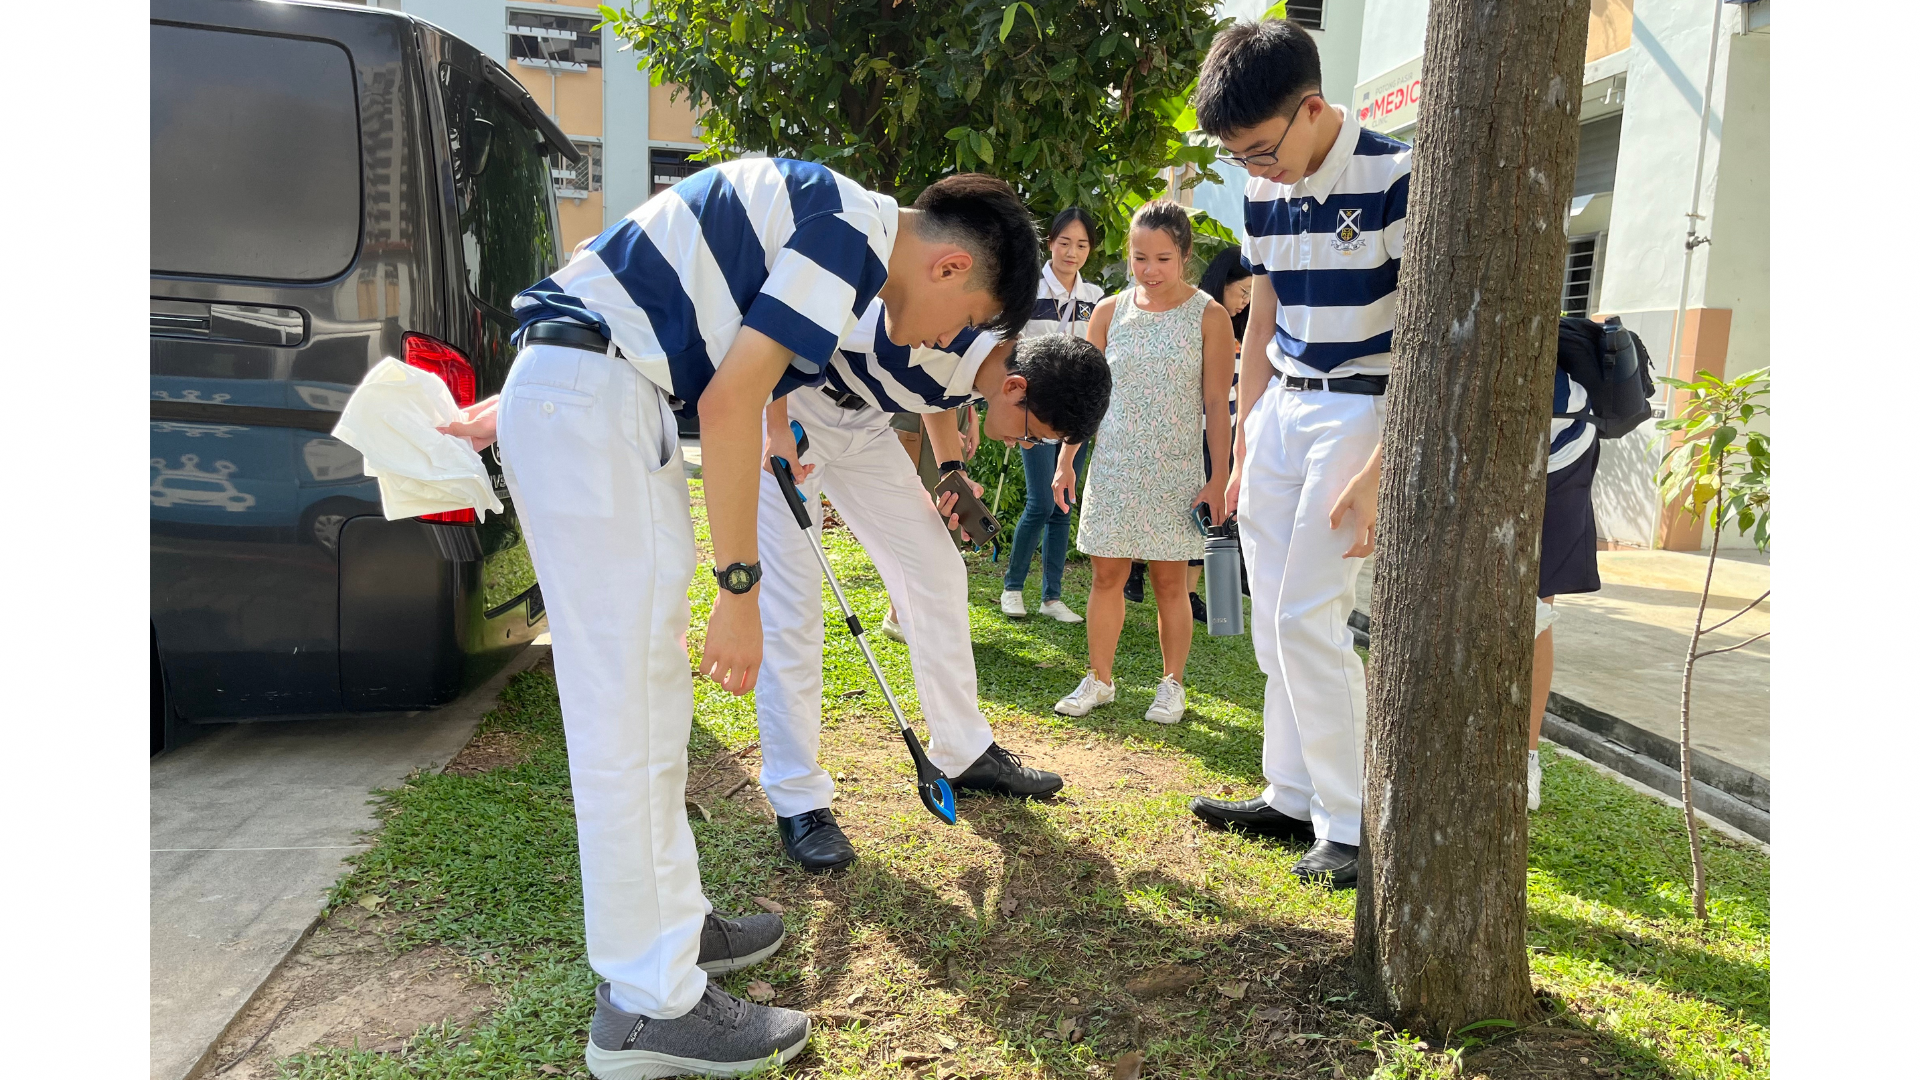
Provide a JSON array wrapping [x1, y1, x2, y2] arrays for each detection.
[[151, 647, 547, 1080], [1357, 547, 1769, 779]]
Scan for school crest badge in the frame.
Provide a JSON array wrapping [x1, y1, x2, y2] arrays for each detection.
[[1331, 208, 1366, 253]]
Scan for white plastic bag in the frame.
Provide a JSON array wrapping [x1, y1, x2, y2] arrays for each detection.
[[331, 358, 505, 521]]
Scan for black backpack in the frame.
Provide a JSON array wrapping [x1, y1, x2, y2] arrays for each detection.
[[1555, 315, 1655, 439]]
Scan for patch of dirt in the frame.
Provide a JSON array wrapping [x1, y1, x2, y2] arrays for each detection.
[[202, 907, 496, 1079], [442, 730, 533, 776], [686, 741, 771, 815]]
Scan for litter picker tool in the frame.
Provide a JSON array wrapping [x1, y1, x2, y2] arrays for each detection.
[[769, 421, 958, 826]]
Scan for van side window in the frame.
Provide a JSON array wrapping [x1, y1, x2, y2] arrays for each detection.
[[151, 25, 361, 281], [439, 66, 559, 314]]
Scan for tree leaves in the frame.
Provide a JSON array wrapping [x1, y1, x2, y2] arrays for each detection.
[[1655, 368, 1770, 552], [998, 2, 1042, 43], [604, 0, 1229, 275]]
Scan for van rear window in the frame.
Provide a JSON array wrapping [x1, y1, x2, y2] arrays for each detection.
[[151, 24, 362, 281]]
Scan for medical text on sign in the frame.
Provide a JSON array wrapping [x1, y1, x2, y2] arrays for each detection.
[[1358, 78, 1419, 129]]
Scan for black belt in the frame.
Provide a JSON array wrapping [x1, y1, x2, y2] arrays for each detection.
[[1281, 373, 1389, 396], [522, 320, 613, 352], [521, 321, 696, 413], [818, 386, 870, 411]]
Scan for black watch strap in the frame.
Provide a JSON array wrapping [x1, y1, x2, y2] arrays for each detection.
[[938, 460, 966, 475], [713, 561, 762, 594]]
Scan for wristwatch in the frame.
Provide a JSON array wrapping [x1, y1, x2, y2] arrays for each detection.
[[938, 460, 966, 476], [713, 561, 762, 594]]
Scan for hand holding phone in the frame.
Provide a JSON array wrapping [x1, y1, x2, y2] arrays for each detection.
[[935, 471, 999, 544]]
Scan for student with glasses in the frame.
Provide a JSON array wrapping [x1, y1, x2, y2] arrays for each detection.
[[750, 317, 1110, 874], [1184, 20, 1413, 892]]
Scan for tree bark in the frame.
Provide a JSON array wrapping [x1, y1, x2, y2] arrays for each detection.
[[1354, 0, 1590, 1037], [1677, 485, 1722, 921]]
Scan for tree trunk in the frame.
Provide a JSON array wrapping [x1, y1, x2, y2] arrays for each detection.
[[1354, 0, 1590, 1038], [1677, 485, 1722, 921]]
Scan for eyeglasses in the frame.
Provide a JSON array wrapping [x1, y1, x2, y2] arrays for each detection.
[[1016, 401, 1060, 447], [1216, 94, 1322, 169]]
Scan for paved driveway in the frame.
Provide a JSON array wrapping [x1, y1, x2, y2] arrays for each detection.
[[150, 646, 546, 1080]]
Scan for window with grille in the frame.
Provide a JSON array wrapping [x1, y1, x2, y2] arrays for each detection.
[[1562, 235, 1603, 318], [550, 142, 602, 197], [508, 12, 601, 69], [1285, 1, 1325, 31], [650, 148, 706, 195]]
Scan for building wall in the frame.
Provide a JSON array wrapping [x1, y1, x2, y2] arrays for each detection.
[[1355, 0, 1428, 86], [602, 28, 652, 226], [1593, 0, 1733, 316], [648, 82, 703, 145], [1700, 29, 1767, 384], [393, 0, 706, 246]]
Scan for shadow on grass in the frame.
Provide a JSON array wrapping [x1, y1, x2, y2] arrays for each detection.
[[1527, 752, 1770, 929], [759, 793, 1377, 1079], [1526, 907, 1769, 1026]]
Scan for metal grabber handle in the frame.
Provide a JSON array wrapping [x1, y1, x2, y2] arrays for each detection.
[[769, 420, 958, 825]]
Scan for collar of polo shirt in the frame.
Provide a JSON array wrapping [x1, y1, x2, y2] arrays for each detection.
[[1275, 104, 1362, 204]]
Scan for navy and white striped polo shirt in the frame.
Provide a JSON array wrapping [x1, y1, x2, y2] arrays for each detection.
[[512, 158, 898, 407], [1025, 262, 1104, 340], [822, 302, 1000, 414], [1242, 108, 1412, 379], [1549, 370, 1596, 472]]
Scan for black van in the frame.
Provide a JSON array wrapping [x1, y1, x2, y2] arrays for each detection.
[[151, 0, 573, 753]]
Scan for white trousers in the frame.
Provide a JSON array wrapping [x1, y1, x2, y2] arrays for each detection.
[[1238, 382, 1383, 847], [755, 387, 996, 817], [496, 343, 711, 1019]]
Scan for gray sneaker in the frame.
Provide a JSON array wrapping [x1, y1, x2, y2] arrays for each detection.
[[698, 911, 785, 974], [587, 982, 810, 1079]]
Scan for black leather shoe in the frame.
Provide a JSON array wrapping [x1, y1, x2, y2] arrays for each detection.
[[1190, 797, 1315, 842], [1189, 592, 1207, 625], [777, 808, 856, 873], [1123, 562, 1146, 603], [1292, 839, 1359, 890], [952, 743, 1064, 799]]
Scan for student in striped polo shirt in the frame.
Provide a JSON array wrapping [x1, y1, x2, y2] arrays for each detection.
[[1183, 20, 1412, 891], [443, 160, 1042, 1077], [1528, 369, 1603, 809], [755, 318, 1110, 872]]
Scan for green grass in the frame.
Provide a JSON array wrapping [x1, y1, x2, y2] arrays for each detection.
[[281, 482, 1768, 1079]]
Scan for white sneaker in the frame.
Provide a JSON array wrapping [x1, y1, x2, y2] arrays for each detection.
[[1037, 599, 1084, 623], [1527, 750, 1541, 812], [1000, 590, 1027, 617], [1144, 676, 1186, 724], [880, 608, 906, 642], [1053, 674, 1115, 717]]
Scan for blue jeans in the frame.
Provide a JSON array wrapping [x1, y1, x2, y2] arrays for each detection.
[[1002, 440, 1090, 602]]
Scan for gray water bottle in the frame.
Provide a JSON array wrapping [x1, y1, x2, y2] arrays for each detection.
[[1203, 522, 1245, 637]]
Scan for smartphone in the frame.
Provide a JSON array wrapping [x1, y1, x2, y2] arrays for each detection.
[[934, 471, 1000, 544], [1192, 503, 1214, 535]]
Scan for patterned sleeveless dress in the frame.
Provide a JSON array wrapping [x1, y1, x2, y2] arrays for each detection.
[[1075, 286, 1209, 562]]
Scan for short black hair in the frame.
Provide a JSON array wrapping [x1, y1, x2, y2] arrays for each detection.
[[1193, 19, 1322, 138], [912, 174, 1043, 339], [1008, 334, 1110, 444], [1131, 199, 1193, 256], [1047, 206, 1100, 246]]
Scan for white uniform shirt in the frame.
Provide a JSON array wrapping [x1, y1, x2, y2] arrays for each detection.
[[1025, 262, 1104, 340]]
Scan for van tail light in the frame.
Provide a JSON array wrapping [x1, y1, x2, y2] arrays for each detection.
[[403, 333, 480, 525], [403, 333, 477, 407]]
